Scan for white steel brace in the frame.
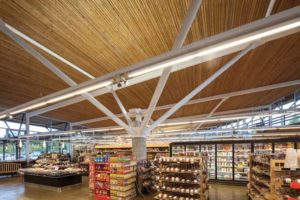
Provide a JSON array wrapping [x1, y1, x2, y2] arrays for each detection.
[[193, 97, 229, 130]]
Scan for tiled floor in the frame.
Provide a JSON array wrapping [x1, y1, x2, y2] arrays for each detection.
[[0, 176, 248, 200]]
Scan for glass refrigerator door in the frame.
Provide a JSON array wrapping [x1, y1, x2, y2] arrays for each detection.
[[172, 145, 185, 157], [254, 143, 272, 154], [217, 144, 233, 180], [234, 143, 251, 181], [186, 145, 200, 157], [201, 144, 215, 179], [274, 142, 294, 153], [298, 142, 300, 149]]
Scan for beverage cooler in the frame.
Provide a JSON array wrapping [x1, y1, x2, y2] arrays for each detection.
[[186, 144, 200, 157], [274, 142, 294, 153], [201, 144, 216, 179], [254, 142, 272, 154], [234, 143, 251, 181], [217, 144, 233, 180], [172, 145, 185, 157], [170, 138, 299, 183]]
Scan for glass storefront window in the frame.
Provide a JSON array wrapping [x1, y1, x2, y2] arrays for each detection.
[[4, 142, 16, 160]]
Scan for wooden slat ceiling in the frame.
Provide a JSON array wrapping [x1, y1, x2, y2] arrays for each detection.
[[0, 0, 300, 130]]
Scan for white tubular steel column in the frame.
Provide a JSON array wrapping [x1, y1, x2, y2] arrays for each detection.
[[129, 109, 146, 161]]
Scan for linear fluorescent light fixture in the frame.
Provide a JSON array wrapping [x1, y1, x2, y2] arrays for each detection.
[[9, 80, 112, 115], [158, 116, 251, 127], [129, 20, 300, 78], [0, 115, 7, 120], [151, 125, 300, 137]]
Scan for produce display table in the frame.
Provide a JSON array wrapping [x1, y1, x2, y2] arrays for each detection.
[[23, 173, 82, 191]]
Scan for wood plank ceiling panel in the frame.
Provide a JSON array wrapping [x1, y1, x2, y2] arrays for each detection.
[[0, 0, 299, 126]]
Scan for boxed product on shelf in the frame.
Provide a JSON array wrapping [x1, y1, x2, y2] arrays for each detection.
[[109, 156, 137, 200], [91, 155, 111, 200]]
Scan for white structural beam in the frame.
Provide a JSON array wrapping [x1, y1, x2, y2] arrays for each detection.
[[140, 0, 202, 133], [69, 80, 300, 126], [0, 6, 299, 118], [0, 20, 134, 135], [147, 44, 257, 135], [111, 90, 132, 124], [193, 97, 228, 130]]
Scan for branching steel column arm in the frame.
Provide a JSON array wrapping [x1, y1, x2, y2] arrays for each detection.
[[146, 44, 258, 135], [140, 0, 202, 133], [193, 97, 228, 130], [111, 90, 132, 124], [0, 20, 134, 135], [266, 0, 277, 17]]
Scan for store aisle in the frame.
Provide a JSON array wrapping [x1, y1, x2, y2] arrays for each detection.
[[0, 176, 248, 200], [209, 184, 248, 200]]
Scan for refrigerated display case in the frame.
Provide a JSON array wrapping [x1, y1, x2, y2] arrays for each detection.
[[172, 145, 185, 157], [254, 143, 272, 154], [274, 142, 294, 153], [217, 144, 233, 180], [201, 144, 216, 179], [186, 144, 200, 157], [234, 143, 250, 181]]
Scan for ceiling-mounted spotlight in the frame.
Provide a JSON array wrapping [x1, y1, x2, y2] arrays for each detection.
[[8, 115, 13, 119]]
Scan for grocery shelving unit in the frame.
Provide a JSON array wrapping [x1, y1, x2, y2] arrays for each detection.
[[95, 144, 170, 160], [154, 156, 209, 200], [248, 154, 300, 200], [93, 157, 111, 200], [170, 138, 300, 183], [110, 157, 137, 200]]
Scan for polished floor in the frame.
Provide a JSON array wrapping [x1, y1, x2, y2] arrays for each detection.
[[0, 176, 248, 200]]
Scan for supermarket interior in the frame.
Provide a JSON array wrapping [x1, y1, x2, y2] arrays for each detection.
[[0, 0, 300, 200]]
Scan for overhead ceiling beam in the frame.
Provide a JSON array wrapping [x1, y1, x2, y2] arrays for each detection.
[[0, 6, 299, 118], [0, 20, 135, 135], [70, 80, 300, 126], [140, 0, 202, 133], [146, 44, 258, 135]]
